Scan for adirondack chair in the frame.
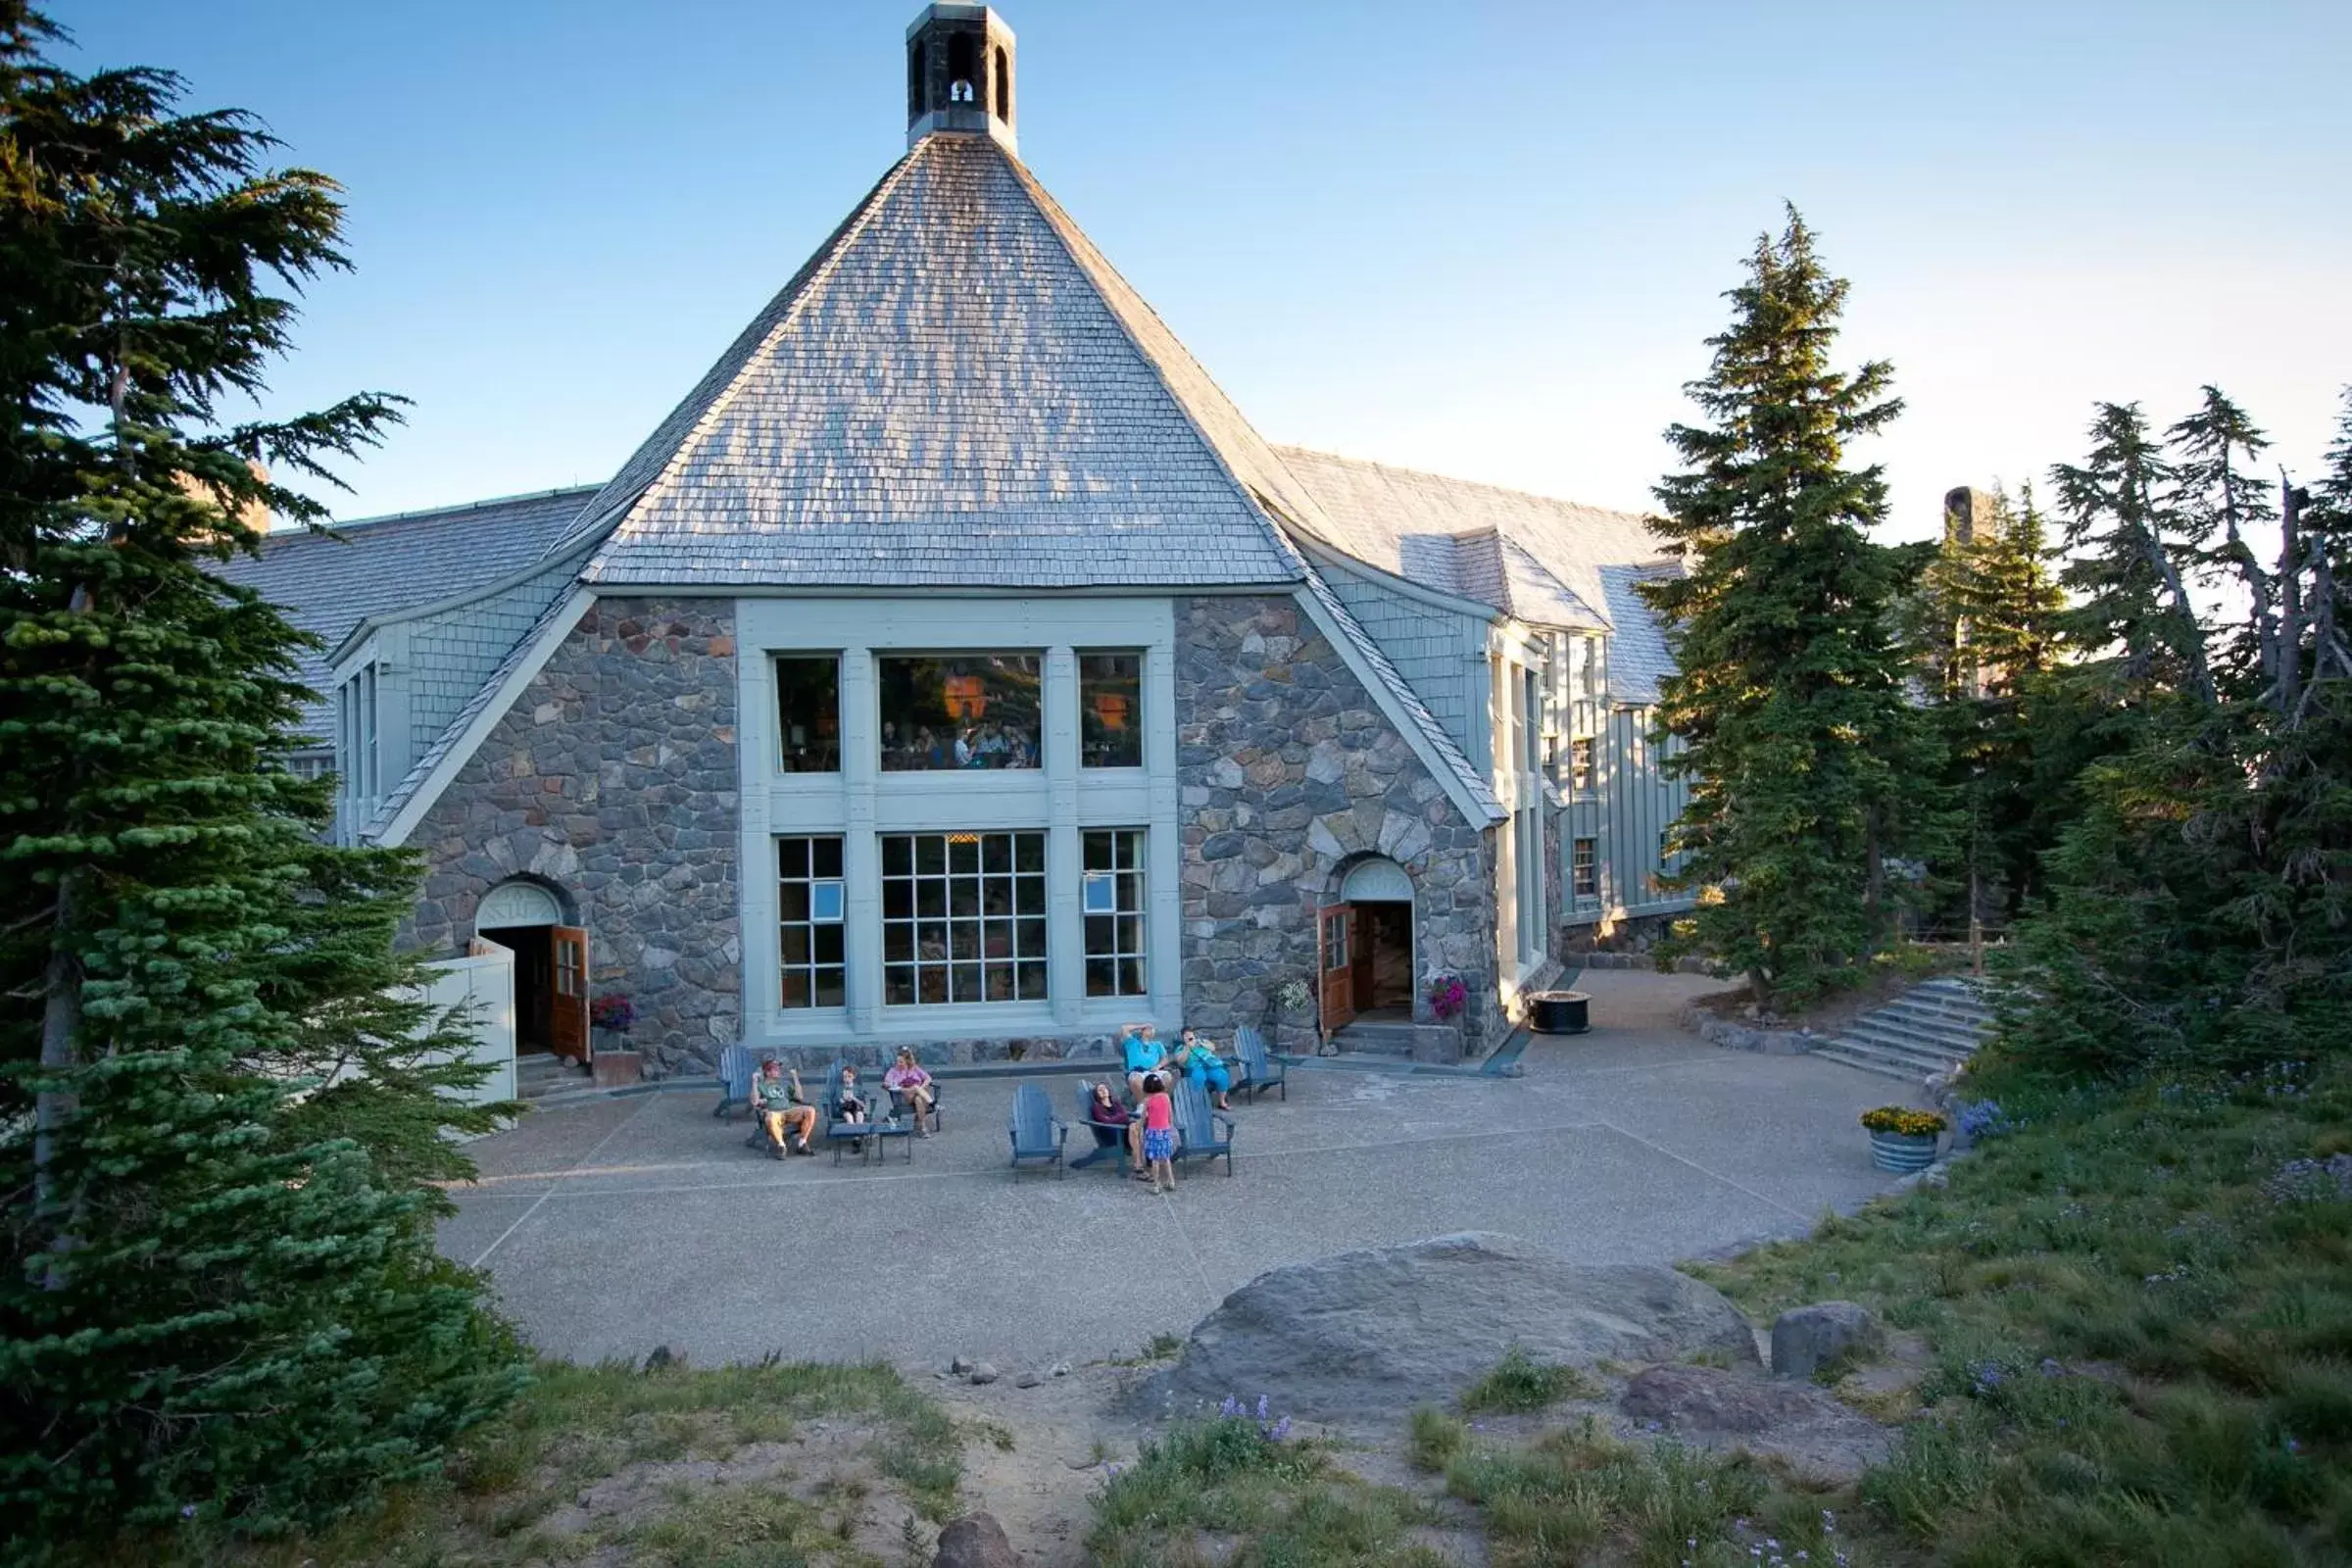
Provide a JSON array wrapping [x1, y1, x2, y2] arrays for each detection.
[[1070, 1079, 1135, 1171], [1006, 1082, 1068, 1176], [1233, 1025, 1286, 1102], [1169, 1081, 1237, 1175], [713, 1043, 757, 1119]]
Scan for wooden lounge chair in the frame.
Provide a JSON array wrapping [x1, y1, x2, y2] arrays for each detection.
[[1169, 1081, 1237, 1175], [1006, 1081, 1067, 1176], [1233, 1026, 1286, 1102], [1070, 1079, 1135, 1171], [713, 1043, 757, 1119]]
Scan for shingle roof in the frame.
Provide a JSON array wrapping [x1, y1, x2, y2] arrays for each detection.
[[565, 133, 1317, 589], [212, 486, 601, 738], [1271, 448, 1681, 704]]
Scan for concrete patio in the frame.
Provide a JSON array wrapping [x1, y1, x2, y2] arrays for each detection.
[[436, 970, 1925, 1371]]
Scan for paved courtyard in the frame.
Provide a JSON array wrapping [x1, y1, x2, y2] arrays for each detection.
[[437, 971, 1925, 1371]]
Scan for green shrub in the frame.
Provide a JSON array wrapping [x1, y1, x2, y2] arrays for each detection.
[[1459, 1347, 1603, 1414]]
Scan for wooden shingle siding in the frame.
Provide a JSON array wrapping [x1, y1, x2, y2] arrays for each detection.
[[403, 552, 594, 765], [1317, 561, 1491, 760]]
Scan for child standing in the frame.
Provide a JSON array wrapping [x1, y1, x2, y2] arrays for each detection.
[[1138, 1071, 1178, 1193]]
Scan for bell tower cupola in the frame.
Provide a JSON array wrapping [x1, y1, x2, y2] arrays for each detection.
[[906, 4, 1017, 156]]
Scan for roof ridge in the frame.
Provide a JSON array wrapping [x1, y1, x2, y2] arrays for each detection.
[[1272, 443, 1653, 525], [997, 143, 1315, 580], [257, 483, 603, 543], [552, 143, 936, 566]]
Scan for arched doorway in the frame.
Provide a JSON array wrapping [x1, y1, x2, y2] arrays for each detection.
[[1319, 857, 1415, 1037], [474, 879, 589, 1064]]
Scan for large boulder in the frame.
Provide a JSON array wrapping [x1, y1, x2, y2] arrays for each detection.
[[1771, 1300, 1883, 1380], [1620, 1364, 1894, 1480], [1143, 1232, 1757, 1426], [933, 1511, 1016, 1568]]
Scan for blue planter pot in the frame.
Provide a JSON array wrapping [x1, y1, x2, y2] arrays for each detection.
[[1869, 1130, 1939, 1173]]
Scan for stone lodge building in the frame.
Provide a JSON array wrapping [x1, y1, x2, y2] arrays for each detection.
[[220, 4, 1694, 1076]]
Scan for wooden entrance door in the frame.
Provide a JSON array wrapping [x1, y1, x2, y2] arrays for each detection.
[[1317, 904, 1356, 1041], [549, 925, 590, 1063]]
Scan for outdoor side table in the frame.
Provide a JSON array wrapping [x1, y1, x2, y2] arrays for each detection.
[[865, 1114, 914, 1163]]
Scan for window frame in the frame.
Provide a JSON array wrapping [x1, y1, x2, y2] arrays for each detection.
[[879, 829, 1050, 1006], [1077, 649, 1145, 769], [773, 654, 843, 774], [777, 835, 849, 1010], [1571, 836, 1599, 901], [876, 651, 1047, 773], [1081, 828, 1148, 998]]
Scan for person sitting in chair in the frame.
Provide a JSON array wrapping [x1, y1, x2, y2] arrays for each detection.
[[1176, 1027, 1234, 1111], [1120, 1023, 1166, 1104], [835, 1064, 874, 1152], [1083, 1079, 1143, 1175], [884, 1048, 937, 1136], [752, 1059, 817, 1158]]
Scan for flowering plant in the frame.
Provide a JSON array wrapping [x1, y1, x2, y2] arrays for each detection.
[[1427, 972, 1468, 1020], [1860, 1105, 1945, 1138], [589, 994, 635, 1033], [1275, 978, 1312, 1012]]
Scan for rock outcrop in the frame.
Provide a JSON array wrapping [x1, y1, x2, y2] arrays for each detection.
[[1144, 1232, 1757, 1425]]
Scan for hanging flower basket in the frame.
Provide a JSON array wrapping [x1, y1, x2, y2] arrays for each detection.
[[589, 994, 635, 1035], [1427, 972, 1467, 1020]]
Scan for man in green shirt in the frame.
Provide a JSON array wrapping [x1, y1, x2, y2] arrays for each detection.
[[753, 1058, 818, 1158]]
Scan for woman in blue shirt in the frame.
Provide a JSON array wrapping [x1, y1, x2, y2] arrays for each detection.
[[1120, 1023, 1166, 1104]]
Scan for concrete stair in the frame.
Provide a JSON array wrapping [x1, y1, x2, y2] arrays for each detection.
[[516, 1052, 587, 1101], [1809, 977, 1992, 1084]]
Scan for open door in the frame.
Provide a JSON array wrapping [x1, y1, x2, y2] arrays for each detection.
[[1317, 904, 1356, 1042], [548, 925, 590, 1064]]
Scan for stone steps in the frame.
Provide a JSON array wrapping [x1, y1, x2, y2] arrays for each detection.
[[1332, 1020, 1418, 1058], [517, 1053, 587, 1100], [1813, 978, 1991, 1086]]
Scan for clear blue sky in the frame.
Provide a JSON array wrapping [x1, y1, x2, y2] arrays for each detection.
[[62, 0, 2352, 542]]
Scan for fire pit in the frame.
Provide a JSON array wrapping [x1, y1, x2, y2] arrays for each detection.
[[1527, 991, 1591, 1035]]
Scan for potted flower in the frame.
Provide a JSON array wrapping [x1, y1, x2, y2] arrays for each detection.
[[1860, 1105, 1946, 1172]]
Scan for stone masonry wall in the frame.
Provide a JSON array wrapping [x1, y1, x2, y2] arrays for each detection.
[[406, 598, 740, 1076], [1174, 594, 1502, 1057]]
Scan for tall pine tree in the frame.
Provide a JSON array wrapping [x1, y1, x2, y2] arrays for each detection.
[[0, 6, 524, 1544], [1641, 209, 1936, 1008]]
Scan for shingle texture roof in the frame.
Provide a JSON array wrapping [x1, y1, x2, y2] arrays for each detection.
[[212, 486, 600, 736], [566, 133, 1316, 589], [1271, 448, 1682, 704]]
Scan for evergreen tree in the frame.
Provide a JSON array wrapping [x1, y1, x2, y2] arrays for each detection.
[[1641, 209, 1937, 1008], [1992, 390, 2352, 1084], [2166, 386, 2278, 693], [0, 6, 524, 1545], [2048, 401, 2215, 707], [1910, 485, 2066, 926]]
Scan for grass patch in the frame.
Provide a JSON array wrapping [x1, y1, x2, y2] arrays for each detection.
[[1683, 1057, 2352, 1566], [91, 1355, 964, 1566], [1439, 1417, 1864, 1568], [1087, 1413, 1446, 1568], [1459, 1347, 1605, 1414]]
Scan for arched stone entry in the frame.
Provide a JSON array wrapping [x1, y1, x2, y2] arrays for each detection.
[[474, 878, 589, 1063], [1320, 855, 1416, 1037]]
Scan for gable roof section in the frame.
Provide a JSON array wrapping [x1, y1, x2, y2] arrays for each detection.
[[1271, 447, 1682, 704], [212, 485, 600, 738], [568, 133, 1313, 590]]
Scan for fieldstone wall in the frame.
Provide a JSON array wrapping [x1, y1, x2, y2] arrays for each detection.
[[1173, 594, 1502, 1056], [405, 598, 740, 1076]]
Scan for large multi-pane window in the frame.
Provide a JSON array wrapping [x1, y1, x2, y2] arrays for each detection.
[[1081, 829, 1148, 996], [775, 656, 841, 773], [1572, 837, 1598, 901], [1079, 652, 1143, 767], [878, 653, 1044, 771], [881, 831, 1048, 1004], [778, 836, 847, 1007]]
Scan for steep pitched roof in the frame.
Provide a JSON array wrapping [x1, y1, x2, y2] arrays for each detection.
[[563, 133, 1319, 589], [212, 486, 600, 737], [1271, 447, 1681, 703]]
